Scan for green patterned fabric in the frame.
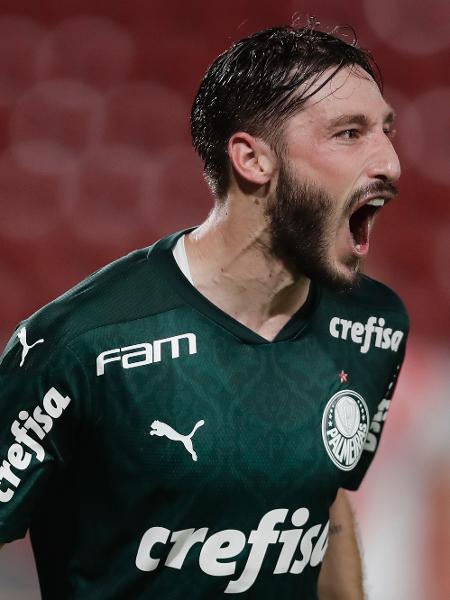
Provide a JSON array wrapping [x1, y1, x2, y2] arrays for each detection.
[[0, 230, 408, 599]]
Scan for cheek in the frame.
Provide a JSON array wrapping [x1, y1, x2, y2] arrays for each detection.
[[291, 145, 357, 197], [320, 165, 356, 210]]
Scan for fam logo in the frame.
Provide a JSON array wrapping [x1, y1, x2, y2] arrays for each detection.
[[96, 333, 197, 376], [322, 390, 369, 471]]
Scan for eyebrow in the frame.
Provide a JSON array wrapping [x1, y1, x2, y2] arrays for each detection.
[[384, 110, 396, 125], [327, 111, 396, 130]]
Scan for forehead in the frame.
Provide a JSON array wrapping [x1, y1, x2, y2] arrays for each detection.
[[288, 65, 391, 129]]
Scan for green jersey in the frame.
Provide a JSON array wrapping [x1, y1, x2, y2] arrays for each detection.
[[0, 230, 409, 599]]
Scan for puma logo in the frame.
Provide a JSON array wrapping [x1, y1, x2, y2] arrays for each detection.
[[17, 327, 44, 367], [150, 419, 205, 461]]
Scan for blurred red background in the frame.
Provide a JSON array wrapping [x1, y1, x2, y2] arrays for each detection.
[[0, 1, 448, 598]]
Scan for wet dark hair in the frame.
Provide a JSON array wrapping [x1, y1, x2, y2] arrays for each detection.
[[191, 24, 382, 198]]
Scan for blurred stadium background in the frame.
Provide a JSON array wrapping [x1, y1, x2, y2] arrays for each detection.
[[0, 0, 448, 598]]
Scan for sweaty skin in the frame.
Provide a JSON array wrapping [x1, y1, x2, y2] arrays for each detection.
[[185, 66, 400, 342], [1, 67, 400, 597], [318, 490, 365, 600], [183, 66, 400, 597]]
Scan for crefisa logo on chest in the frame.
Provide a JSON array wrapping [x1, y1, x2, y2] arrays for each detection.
[[322, 390, 369, 471]]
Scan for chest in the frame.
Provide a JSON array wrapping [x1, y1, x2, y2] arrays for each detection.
[[86, 330, 388, 504]]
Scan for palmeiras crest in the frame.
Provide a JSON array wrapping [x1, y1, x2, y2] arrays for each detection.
[[322, 390, 369, 471]]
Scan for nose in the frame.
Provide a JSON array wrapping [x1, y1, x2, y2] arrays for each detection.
[[366, 133, 401, 183]]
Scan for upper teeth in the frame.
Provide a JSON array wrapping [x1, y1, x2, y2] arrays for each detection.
[[367, 198, 385, 207]]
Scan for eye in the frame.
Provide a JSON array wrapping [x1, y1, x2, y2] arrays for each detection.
[[335, 129, 361, 140], [384, 127, 397, 140]]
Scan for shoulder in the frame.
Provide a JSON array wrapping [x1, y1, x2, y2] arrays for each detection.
[[0, 241, 182, 373], [322, 275, 409, 321], [345, 275, 409, 321], [318, 275, 409, 356]]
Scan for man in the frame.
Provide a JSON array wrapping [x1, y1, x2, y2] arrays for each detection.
[[0, 25, 408, 599]]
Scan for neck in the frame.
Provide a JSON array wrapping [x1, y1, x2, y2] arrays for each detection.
[[184, 195, 310, 341]]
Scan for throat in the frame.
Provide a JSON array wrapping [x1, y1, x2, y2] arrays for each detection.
[[196, 279, 310, 341], [251, 313, 298, 341], [184, 226, 311, 340]]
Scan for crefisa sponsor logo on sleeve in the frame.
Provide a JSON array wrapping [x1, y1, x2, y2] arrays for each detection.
[[0, 387, 71, 502]]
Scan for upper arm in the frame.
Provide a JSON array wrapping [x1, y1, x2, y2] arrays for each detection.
[[0, 333, 87, 543], [329, 489, 354, 530], [318, 490, 364, 599]]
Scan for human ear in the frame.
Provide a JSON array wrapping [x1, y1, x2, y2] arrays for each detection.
[[227, 132, 276, 186]]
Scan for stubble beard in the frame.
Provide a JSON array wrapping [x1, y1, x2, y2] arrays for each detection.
[[266, 161, 361, 292]]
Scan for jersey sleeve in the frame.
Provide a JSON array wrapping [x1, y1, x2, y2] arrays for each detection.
[[342, 335, 408, 491], [0, 328, 89, 542]]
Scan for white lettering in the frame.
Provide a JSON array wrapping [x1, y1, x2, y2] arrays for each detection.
[[0, 483, 13, 503], [341, 319, 352, 340], [135, 526, 170, 571], [153, 333, 197, 363], [121, 343, 153, 370], [19, 411, 46, 439], [97, 333, 197, 375], [327, 425, 367, 467], [135, 507, 328, 593], [329, 317, 340, 338], [381, 327, 392, 349], [10, 422, 45, 461], [374, 317, 385, 347], [351, 322, 364, 344], [7, 443, 31, 471], [0, 388, 72, 503], [225, 508, 288, 594], [43, 387, 71, 418], [310, 522, 329, 567], [0, 479, 14, 502], [165, 527, 208, 570], [0, 460, 21, 487], [199, 530, 246, 576], [329, 316, 404, 354], [360, 316, 377, 354], [33, 406, 53, 433], [96, 348, 121, 376], [274, 507, 310, 574], [290, 524, 322, 574], [390, 330, 404, 352]]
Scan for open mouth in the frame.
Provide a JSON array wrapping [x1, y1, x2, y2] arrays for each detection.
[[348, 198, 386, 256]]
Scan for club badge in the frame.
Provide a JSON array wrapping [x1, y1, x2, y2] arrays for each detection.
[[322, 390, 369, 471]]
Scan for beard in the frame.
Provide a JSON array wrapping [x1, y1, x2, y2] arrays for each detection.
[[265, 160, 360, 291]]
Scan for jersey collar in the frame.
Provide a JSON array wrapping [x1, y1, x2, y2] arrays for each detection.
[[149, 229, 320, 344]]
